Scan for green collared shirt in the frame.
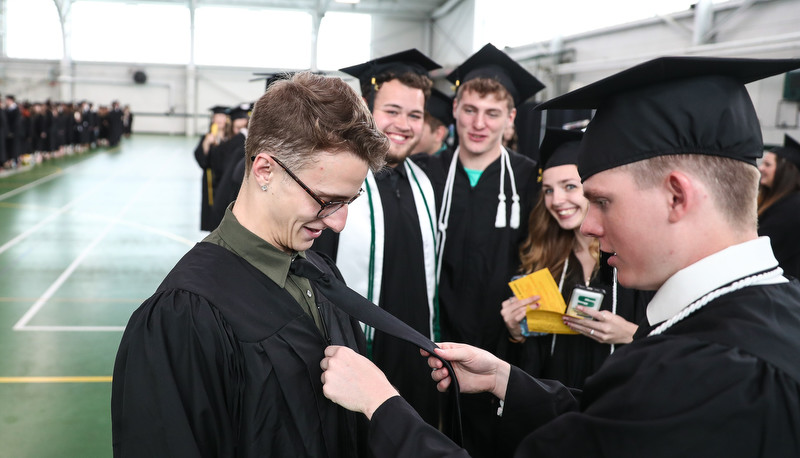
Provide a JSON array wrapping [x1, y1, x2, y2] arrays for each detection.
[[203, 205, 324, 334]]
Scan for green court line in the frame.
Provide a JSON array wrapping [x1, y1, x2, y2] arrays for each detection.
[[0, 376, 112, 383]]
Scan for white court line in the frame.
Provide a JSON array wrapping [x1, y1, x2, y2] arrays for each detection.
[[13, 213, 122, 330], [0, 163, 83, 202], [0, 165, 121, 257], [13, 154, 174, 332], [0, 201, 84, 257]]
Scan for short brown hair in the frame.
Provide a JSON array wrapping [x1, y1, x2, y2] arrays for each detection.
[[361, 71, 433, 105], [245, 72, 388, 174], [455, 78, 514, 111], [621, 155, 759, 231], [424, 111, 445, 131]]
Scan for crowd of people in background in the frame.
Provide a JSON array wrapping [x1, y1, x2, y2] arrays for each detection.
[[0, 96, 132, 172]]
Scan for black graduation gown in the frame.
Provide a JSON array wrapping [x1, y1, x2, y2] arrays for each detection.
[[211, 155, 246, 227], [194, 136, 216, 231], [314, 165, 441, 428], [0, 109, 7, 163], [5, 106, 24, 161], [758, 192, 800, 279], [209, 134, 246, 188], [80, 109, 93, 144], [512, 252, 651, 389], [107, 108, 124, 146], [366, 281, 800, 458], [431, 149, 539, 353], [112, 243, 369, 458], [32, 113, 46, 152], [419, 149, 538, 457]]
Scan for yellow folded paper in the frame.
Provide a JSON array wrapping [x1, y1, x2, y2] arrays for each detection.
[[508, 268, 578, 335]]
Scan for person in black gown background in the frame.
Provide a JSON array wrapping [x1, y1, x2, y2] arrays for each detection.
[[315, 49, 442, 429], [194, 105, 230, 231], [423, 43, 543, 458], [757, 134, 800, 279]]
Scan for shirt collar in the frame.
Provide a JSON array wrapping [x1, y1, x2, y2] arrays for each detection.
[[376, 160, 408, 179], [647, 237, 783, 325], [213, 205, 305, 288]]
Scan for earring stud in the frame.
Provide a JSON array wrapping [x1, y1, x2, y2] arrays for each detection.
[[261, 184, 268, 191]]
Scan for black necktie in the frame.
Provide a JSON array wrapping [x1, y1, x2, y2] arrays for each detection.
[[291, 256, 462, 445]]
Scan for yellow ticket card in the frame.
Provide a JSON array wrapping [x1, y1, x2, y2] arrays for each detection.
[[509, 268, 577, 334], [508, 268, 567, 313]]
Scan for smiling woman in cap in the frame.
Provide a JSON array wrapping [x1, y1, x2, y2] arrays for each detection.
[[319, 55, 800, 458]]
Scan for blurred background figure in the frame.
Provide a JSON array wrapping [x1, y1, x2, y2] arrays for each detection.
[[194, 105, 230, 231], [758, 134, 800, 279]]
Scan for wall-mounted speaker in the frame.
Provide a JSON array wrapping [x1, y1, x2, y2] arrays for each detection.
[[133, 70, 147, 84]]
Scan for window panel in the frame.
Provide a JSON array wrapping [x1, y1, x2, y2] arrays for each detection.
[[70, 1, 190, 64], [6, 0, 63, 59], [317, 12, 371, 71], [194, 7, 311, 68]]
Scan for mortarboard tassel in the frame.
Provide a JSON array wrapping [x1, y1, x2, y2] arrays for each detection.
[[510, 194, 520, 229], [495, 192, 507, 228]]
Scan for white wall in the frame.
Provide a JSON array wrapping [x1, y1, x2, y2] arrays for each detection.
[[509, 0, 800, 144], [430, 0, 476, 68]]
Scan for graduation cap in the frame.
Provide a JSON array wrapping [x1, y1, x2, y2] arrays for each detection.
[[208, 105, 229, 115], [536, 56, 800, 181], [229, 103, 253, 121], [770, 134, 800, 170], [339, 49, 441, 98], [446, 43, 545, 108], [539, 128, 583, 170], [426, 88, 454, 126]]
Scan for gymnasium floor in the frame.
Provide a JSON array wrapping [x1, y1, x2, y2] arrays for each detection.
[[0, 134, 206, 456]]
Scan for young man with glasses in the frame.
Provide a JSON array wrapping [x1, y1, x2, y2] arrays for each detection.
[[313, 49, 442, 428], [112, 72, 388, 457]]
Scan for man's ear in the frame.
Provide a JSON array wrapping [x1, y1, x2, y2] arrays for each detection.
[[665, 171, 694, 223], [252, 153, 274, 187], [435, 125, 449, 142]]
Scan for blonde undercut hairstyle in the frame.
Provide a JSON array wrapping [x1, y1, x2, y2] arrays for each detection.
[[621, 154, 760, 232]]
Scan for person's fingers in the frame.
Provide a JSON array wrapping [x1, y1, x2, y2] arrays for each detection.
[[431, 366, 449, 382], [575, 306, 604, 320], [564, 317, 601, 340]]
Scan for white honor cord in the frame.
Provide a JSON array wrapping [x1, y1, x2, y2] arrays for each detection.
[[495, 147, 520, 229], [648, 267, 784, 337], [437, 147, 520, 281], [610, 267, 618, 355], [551, 258, 570, 356], [435, 148, 461, 281]]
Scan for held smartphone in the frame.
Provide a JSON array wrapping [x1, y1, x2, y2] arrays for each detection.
[[565, 284, 606, 319]]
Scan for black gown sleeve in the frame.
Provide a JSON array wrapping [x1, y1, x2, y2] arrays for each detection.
[[112, 289, 244, 458], [194, 136, 209, 168], [367, 366, 580, 458]]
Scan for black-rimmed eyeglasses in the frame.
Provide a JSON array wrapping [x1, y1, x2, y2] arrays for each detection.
[[251, 154, 363, 218]]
